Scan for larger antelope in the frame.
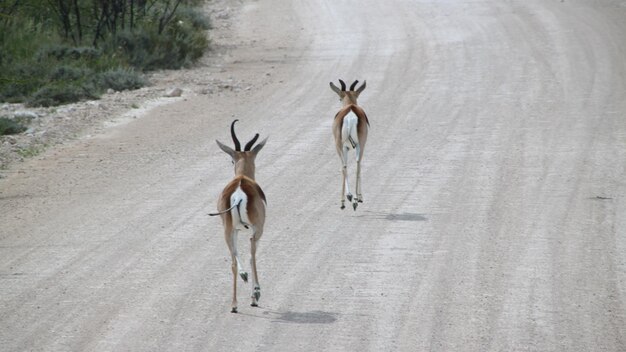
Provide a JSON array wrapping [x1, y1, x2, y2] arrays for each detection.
[[330, 79, 369, 210], [209, 120, 267, 313]]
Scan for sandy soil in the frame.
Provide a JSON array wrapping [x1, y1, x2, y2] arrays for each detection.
[[1, 0, 626, 351]]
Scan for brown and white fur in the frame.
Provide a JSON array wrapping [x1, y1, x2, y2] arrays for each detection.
[[330, 79, 369, 210], [209, 120, 267, 313]]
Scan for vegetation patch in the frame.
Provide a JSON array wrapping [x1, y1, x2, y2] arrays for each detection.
[[0, 0, 211, 107], [0, 117, 27, 136], [16, 145, 44, 158], [94, 68, 146, 93]]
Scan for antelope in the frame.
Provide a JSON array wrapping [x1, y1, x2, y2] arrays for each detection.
[[209, 119, 267, 313], [329, 79, 369, 210]]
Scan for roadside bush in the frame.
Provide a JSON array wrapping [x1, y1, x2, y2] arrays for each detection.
[[0, 20, 52, 103], [0, 1, 211, 107], [94, 68, 145, 92], [0, 63, 47, 103], [176, 5, 212, 31], [96, 3, 211, 71], [36, 45, 101, 62], [49, 65, 94, 81], [0, 117, 27, 136], [111, 20, 208, 71], [27, 82, 98, 107]]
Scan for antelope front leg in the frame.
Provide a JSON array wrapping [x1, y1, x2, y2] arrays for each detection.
[[249, 230, 262, 307]]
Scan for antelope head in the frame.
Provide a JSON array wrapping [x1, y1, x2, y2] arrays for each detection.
[[329, 79, 367, 106], [216, 120, 267, 180]]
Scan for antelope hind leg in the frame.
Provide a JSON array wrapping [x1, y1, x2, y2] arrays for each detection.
[[250, 231, 262, 307], [356, 147, 363, 204]]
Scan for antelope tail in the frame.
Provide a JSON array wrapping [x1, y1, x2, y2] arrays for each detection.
[[208, 199, 243, 216]]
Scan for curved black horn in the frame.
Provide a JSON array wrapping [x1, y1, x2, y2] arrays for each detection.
[[338, 79, 346, 91], [350, 80, 359, 91], [244, 133, 260, 151], [230, 119, 241, 151]]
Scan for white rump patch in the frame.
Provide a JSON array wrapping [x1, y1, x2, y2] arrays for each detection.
[[341, 111, 359, 149], [230, 187, 250, 230]]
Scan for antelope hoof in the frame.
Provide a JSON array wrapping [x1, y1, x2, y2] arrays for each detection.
[[251, 286, 261, 306], [231, 307, 238, 313], [254, 287, 261, 301], [340, 203, 346, 210], [240, 272, 248, 283], [347, 194, 353, 202], [357, 196, 363, 203], [352, 201, 358, 211]]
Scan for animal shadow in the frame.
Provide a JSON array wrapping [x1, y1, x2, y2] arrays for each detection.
[[271, 310, 338, 324], [358, 211, 427, 222], [385, 212, 427, 222]]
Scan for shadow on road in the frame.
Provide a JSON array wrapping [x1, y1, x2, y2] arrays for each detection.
[[357, 211, 428, 222], [273, 310, 338, 324], [238, 309, 338, 325], [384, 212, 427, 221]]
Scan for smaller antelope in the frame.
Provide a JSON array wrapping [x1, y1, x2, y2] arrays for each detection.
[[209, 119, 267, 313], [330, 79, 369, 210]]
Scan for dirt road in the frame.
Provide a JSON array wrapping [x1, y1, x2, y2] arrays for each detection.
[[1, 0, 625, 351]]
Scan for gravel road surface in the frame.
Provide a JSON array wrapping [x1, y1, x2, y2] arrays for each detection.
[[1, 0, 625, 351]]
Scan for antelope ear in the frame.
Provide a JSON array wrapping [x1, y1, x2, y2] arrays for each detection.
[[251, 137, 268, 155], [216, 140, 235, 159], [356, 80, 367, 95], [329, 82, 342, 96]]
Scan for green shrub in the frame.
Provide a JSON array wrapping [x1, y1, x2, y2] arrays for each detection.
[[111, 23, 208, 71], [0, 117, 27, 136], [17, 145, 44, 158], [49, 65, 94, 81], [176, 5, 212, 31], [36, 45, 101, 61], [0, 23, 51, 102], [0, 62, 48, 103], [94, 68, 145, 92], [27, 82, 98, 107], [0, 1, 211, 107]]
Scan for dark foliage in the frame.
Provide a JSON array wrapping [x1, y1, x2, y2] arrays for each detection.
[[0, 117, 27, 136], [0, 0, 211, 106]]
